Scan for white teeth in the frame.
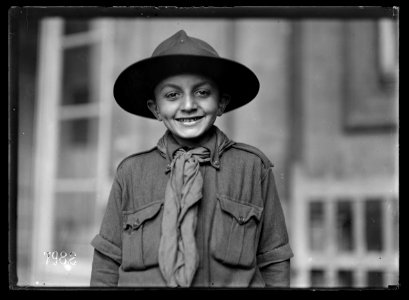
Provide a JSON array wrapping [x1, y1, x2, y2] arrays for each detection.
[[177, 117, 202, 122]]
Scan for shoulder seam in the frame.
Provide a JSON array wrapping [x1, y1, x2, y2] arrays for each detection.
[[230, 142, 274, 168], [117, 146, 158, 171]]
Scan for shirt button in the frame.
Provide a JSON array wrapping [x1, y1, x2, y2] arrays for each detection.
[[238, 216, 245, 224]]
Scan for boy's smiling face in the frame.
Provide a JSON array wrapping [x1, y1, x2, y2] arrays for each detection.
[[148, 73, 229, 147]]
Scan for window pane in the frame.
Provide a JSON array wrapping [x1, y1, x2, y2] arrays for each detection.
[[337, 269, 354, 287], [336, 200, 354, 251], [57, 118, 98, 178], [309, 200, 325, 251], [367, 270, 384, 287], [310, 269, 326, 287], [64, 19, 90, 35], [62, 45, 93, 105], [377, 19, 398, 90], [53, 192, 96, 260], [365, 199, 383, 251], [391, 198, 399, 251]]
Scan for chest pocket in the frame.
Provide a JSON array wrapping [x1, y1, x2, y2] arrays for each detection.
[[210, 194, 263, 268], [122, 201, 163, 271]]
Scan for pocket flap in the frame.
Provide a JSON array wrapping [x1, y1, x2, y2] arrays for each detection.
[[123, 201, 163, 230], [217, 195, 263, 224]]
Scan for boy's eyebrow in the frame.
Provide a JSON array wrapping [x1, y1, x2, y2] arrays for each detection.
[[157, 83, 181, 92], [192, 81, 213, 89]]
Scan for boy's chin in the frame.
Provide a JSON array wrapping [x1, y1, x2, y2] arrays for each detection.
[[172, 124, 207, 137], [174, 131, 206, 140], [171, 127, 214, 144]]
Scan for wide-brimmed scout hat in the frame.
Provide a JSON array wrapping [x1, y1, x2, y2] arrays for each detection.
[[113, 30, 260, 119]]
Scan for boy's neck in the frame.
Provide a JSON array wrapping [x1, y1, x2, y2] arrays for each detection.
[[171, 127, 215, 149]]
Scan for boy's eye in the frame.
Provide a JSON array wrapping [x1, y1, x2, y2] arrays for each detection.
[[165, 92, 180, 99], [195, 89, 210, 97]]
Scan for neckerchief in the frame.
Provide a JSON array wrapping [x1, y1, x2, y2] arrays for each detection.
[[157, 126, 234, 287]]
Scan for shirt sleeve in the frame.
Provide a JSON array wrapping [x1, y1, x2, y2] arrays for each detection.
[[90, 249, 120, 286], [256, 167, 294, 269], [259, 259, 291, 287], [90, 172, 123, 286]]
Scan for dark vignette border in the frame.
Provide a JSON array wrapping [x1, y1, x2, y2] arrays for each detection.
[[8, 5, 400, 294]]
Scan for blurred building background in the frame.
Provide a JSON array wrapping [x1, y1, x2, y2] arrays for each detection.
[[14, 8, 399, 288]]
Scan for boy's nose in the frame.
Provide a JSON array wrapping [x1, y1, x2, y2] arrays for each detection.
[[181, 95, 197, 111]]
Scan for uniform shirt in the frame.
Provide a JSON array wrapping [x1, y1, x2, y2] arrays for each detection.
[[90, 126, 293, 287]]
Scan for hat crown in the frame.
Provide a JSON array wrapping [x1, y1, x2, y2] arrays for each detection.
[[152, 30, 220, 58]]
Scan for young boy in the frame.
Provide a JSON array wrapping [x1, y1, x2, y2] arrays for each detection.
[[90, 30, 293, 288]]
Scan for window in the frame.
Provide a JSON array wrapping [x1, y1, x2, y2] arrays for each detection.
[[61, 45, 93, 105], [291, 174, 398, 288], [377, 19, 398, 90], [310, 269, 326, 287], [337, 270, 354, 287], [57, 118, 99, 178], [343, 19, 398, 131], [309, 200, 325, 251], [64, 19, 90, 35], [365, 198, 383, 251], [30, 18, 115, 286], [367, 270, 384, 287], [336, 200, 354, 252]]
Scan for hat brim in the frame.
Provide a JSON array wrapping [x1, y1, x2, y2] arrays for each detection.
[[113, 55, 260, 119]]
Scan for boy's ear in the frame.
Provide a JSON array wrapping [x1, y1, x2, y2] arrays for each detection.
[[147, 99, 162, 121], [217, 93, 231, 116]]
